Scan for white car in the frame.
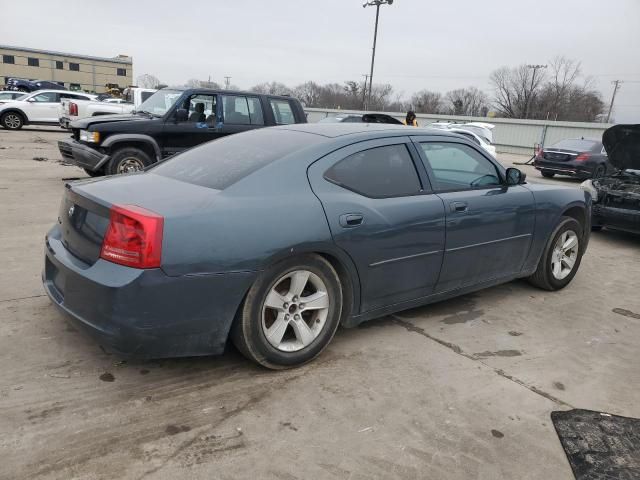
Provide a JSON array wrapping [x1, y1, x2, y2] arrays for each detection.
[[456, 122, 495, 144], [447, 127, 497, 158], [0, 91, 27, 104], [0, 90, 96, 130]]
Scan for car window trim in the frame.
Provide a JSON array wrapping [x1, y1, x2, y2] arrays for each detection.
[[322, 141, 427, 200]]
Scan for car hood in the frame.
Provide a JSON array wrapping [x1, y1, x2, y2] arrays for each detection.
[[70, 113, 151, 129], [602, 124, 640, 170]]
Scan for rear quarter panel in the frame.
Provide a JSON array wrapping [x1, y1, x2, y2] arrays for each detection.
[[521, 184, 591, 273]]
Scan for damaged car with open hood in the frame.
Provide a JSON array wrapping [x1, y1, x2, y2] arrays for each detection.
[[581, 125, 640, 234]]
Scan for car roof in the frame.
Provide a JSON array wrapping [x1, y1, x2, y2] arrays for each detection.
[[164, 87, 294, 100], [277, 123, 461, 139]]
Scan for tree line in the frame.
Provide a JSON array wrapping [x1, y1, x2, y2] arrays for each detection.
[[136, 56, 605, 122]]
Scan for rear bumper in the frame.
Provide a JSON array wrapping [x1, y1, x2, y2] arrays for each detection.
[[42, 225, 255, 358], [534, 160, 593, 178], [592, 203, 640, 234], [58, 138, 110, 171]]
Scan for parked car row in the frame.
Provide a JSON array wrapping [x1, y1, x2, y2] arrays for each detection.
[[3, 77, 66, 93]]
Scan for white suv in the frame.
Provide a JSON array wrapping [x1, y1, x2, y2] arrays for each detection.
[[0, 90, 96, 130]]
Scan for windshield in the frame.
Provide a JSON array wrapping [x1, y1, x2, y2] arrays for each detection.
[[136, 89, 183, 116], [551, 139, 599, 151], [456, 125, 493, 144]]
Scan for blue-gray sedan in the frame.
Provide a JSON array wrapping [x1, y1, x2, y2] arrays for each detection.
[[43, 124, 591, 368]]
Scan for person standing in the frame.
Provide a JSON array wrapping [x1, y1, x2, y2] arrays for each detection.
[[403, 111, 418, 126]]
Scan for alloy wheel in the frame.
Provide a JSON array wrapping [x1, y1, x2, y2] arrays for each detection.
[[261, 270, 330, 352], [551, 230, 579, 280], [4, 114, 21, 129]]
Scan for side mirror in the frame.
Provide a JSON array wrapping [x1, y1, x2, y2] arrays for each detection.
[[506, 167, 526, 185], [175, 108, 188, 122], [27, 97, 36, 102]]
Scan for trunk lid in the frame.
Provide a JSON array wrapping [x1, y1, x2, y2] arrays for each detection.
[[541, 149, 579, 162], [602, 124, 640, 170], [59, 173, 221, 266]]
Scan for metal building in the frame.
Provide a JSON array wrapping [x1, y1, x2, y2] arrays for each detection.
[[0, 45, 133, 93]]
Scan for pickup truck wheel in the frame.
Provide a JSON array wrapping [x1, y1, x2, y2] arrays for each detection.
[[83, 168, 104, 177], [107, 147, 152, 175], [1, 112, 24, 130], [541, 171, 555, 178], [528, 217, 583, 291]]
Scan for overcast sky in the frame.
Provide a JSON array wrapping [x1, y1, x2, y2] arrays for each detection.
[[3, 0, 639, 121]]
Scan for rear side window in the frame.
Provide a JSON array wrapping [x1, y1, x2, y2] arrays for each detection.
[[324, 144, 421, 198], [247, 97, 264, 125], [221, 95, 250, 125], [152, 129, 320, 190], [269, 99, 296, 124]]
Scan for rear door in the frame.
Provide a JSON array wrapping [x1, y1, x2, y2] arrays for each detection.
[[413, 136, 536, 292], [26, 91, 60, 122], [308, 137, 446, 313]]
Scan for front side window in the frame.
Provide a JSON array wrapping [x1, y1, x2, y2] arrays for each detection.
[[420, 142, 501, 191], [3, 55, 15, 64], [269, 99, 295, 125], [324, 144, 422, 198], [179, 94, 216, 124], [69, 63, 80, 71], [31, 92, 59, 103]]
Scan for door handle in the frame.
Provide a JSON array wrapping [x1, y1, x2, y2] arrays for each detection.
[[450, 201, 468, 213], [339, 213, 364, 228]]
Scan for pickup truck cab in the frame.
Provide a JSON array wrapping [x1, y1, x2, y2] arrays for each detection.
[[58, 87, 307, 176], [59, 87, 157, 128], [0, 90, 96, 130]]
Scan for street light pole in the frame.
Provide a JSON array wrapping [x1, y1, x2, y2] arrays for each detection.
[[363, 0, 393, 110]]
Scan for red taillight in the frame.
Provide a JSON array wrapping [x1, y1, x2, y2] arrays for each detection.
[[69, 102, 78, 116], [100, 205, 163, 269], [575, 153, 590, 162]]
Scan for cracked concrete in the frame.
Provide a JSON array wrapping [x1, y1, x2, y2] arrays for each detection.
[[1, 127, 639, 479]]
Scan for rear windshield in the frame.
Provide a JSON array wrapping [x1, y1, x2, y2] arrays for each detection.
[[551, 139, 599, 151], [151, 129, 320, 190]]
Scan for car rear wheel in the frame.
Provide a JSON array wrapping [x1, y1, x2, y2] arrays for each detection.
[[1, 112, 24, 130], [592, 165, 606, 179], [107, 147, 152, 175], [528, 217, 583, 291], [541, 171, 555, 178], [231, 254, 343, 369]]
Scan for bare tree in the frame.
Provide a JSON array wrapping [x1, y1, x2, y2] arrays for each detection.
[[367, 83, 394, 111], [185, 78, 221, 89], [136, 74, 162, 89], [410, 90, 443, 114], [444, 87, 489, 116], [250, 82, 291, 96], [490, 65, 546, 118]]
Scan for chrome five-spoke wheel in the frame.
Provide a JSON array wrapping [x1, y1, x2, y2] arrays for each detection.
[[551, 230, 579, 280], [261, 270, 330, 352]]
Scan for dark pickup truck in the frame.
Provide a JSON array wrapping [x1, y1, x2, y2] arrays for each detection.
[[58, 88, 307, 176]]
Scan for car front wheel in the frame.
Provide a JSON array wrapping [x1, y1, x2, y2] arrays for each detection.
[[232, 254, 343, 369], [528, 217, 584, 291], [107, 147, 152, 175], [1, 112, 24, 130]]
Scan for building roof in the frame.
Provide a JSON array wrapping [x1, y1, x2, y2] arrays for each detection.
[[0, 45, 132, 64]]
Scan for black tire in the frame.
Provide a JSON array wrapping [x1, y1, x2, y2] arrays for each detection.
[[528, 217, 584, 291], [1, 111, 24, 130], [541, 171, 555, 178], [591, 225, 603, 232], [106, 147, 152, 175], [83, 168, 104, 177], [592, 164, 606, 179], [231, 254, 343, 369]]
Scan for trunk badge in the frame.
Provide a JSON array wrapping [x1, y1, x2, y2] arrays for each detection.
[[68, 205, 75, 218]]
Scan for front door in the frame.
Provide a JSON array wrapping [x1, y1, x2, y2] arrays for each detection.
[[162, 93, 221, 157], [413, 137, 536, 293], [27, 91, 61, 122], [308, 137, 446, 313]]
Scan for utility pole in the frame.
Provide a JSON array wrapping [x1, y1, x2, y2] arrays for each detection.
[[525, 64, 547, 119], [363, 0, 394, 110], [606, 80, 622, 123], [361, 74, 369, 109], [224, 76, 231, 90]]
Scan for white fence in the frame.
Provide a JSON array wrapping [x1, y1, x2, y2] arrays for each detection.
[[305, 108, 612, 156]]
